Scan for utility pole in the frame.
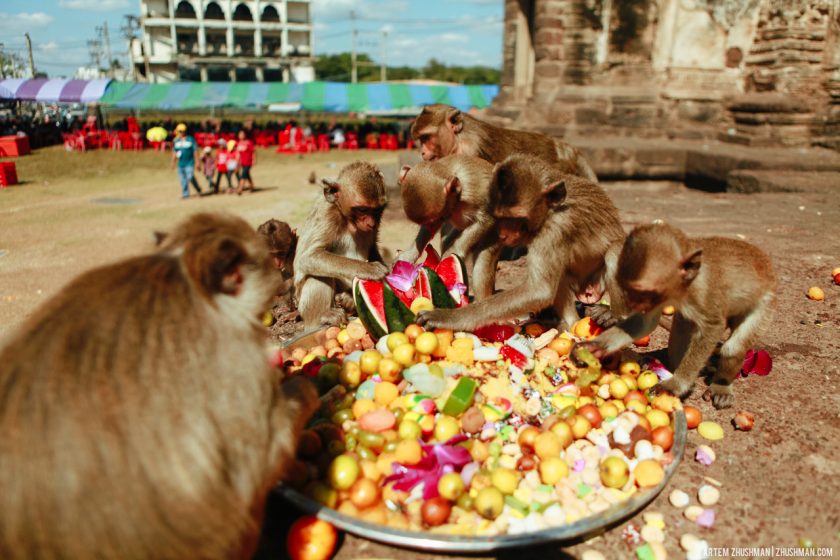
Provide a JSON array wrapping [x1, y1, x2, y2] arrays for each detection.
[[24, 33, 36, 78], [380, 30, 387, 82], [88, 39, 103, 74], [120, 15, 140, 82], [350, 10, 357, 83], [102, 22, 114, 77], [0, 43, 5, 79]]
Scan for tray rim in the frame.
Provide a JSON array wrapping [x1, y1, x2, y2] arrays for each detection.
[[275, 327, 687, 553]]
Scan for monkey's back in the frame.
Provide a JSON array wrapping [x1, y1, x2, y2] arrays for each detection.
[[0, 255, 274, 560], [697, 236, 776, 319]]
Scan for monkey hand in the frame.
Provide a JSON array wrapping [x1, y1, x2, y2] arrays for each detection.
[[651, 376, 694, 399], [319, 307, 348, 327], [570, 340, 607, 367], [356, 261, 389, 281], [335, 292, 356, 314], [587, 304, 619, 329], [703, 384, 734, 410], [415, 309, 462, 330]]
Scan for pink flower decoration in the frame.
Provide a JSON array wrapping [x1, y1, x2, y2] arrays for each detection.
[[696, 509, 716, 528], [740, 349, 772, 378], [695, 447, 715, 466], [573, 459, 586, 472], [386, 260, 422, 293], [383, 435, 471, 499]]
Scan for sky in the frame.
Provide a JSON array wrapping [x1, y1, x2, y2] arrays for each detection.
[[0, 0, 503, 78]]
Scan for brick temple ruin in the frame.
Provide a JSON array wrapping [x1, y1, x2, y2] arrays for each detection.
[[492, 0, 840, 150]]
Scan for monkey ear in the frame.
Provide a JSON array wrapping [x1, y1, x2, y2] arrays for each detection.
[[446, 109, 463, 134], [542, 179, 567, 207], [321, 179, 340, 203], [679, 249, 703, 284], [444, 176, 461, 196], [399, 165, 411, 185]]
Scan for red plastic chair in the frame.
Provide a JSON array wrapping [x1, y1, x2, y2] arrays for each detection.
[[340, 132, 359, 150], [316, 134, 331, 152], [365, 134, 379, 150]]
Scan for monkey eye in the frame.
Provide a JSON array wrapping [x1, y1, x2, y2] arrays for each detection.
[[351, 206, 385, 220], [418, 134, 430, 144]]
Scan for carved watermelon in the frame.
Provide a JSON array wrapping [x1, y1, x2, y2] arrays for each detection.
[[415, 268, 456, 309], [435, 254, 469, 307], [354, 278, 415, 340], [422, 245, 441, 269]]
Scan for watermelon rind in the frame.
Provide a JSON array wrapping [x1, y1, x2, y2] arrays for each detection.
[[353, 278, 388, 339], [422, 268, 456, 309], [383, 283, 416, 333]]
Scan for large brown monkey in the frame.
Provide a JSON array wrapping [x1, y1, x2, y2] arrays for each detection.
[[411, 104, 598, 182], [0, 212, 319, 560], [573, 223, 776, 409], [258, 218, 297, 298], [416, 154, 625, 332], [397, 155, 498, 295], [294, 161, 389, 329]]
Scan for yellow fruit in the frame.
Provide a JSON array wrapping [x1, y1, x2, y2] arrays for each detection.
[[375, 452, 397, 476], [619, 374, 638, 390], [634, 459, 665, 488], [386, 332, 409, 352], [404, 324, 424, 342], [599, 402, 620, 419], [568, 415, 592, 439], [336, 329, 351, 346], [434, 415, 460, 442], [637, 370, 659, 390], [600, 456, 629, 489], [625, 399, 647, 415], [548, 337, 574, 356], [261, 310, 275, 327], [534, 431, 562, 459], [301, 353, 318, 366], [550, 421, 574, 448], [646, 409, 671, 430], [539, 457, 570, 485], [452, 338, 475, 351], [490, 468, 519, 495], [398, 419, 422, 440], [697, 421, 725, 441], [392, 343, 416, 367], [438, 472, 465, 501], [609, 378, 630, 399], [663, 305, 676, 316], [359, 350, 383, 375], [394, 439, 423, 465], [377, 358, 402, 383], [807, 286, 825, 301], [339, 361, 362, 388], [410, 297, 434, 313], [832, 267, 840, 277], [352, 399, 376, 420], [474, 487, 504, 519], [414, 332, 439, 355], [374, 381, 399, 406], [619, 361, 641, 376]]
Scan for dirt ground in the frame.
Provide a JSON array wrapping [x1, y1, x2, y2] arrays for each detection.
[[2, 146, 838, 559]]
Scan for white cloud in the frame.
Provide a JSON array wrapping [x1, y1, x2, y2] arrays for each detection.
[[39, 41, 59, 53], [437, 32, 468, 45], [0, 12, 53, 34], [58, 0, 130, 11]]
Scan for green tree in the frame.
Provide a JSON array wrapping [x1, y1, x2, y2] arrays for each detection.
[[0, 51, 26, 79], [314, 52, 500, 84]]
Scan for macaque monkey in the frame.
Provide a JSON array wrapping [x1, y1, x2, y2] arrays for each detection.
[[294, 161, 389, 329], [258, 218, 297, 297], [0, 212, 319, 560], [411, 104, 598, 182], [397, 155, 497, 288], [573, 223, 776, 409], [416, 154, 625, 332]]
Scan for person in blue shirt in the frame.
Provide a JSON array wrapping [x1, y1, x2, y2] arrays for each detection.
[[171, 123, 203, 199]]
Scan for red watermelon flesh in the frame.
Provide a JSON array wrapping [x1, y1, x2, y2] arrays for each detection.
[[385, 279, 416, 308], [353, 278, 388, 339], [422, 245, 441, 269], [435, 254, 469, 306], [414, 269, 432, 300]]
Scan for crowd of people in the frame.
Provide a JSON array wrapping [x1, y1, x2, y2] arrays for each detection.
[[172, 125, 256, 199]]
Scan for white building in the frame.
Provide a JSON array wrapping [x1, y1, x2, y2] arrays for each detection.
[[131, 0, 314, 83]]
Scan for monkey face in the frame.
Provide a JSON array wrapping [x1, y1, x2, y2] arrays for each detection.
[[496, 218, 534, 247], [348, 204, 385, 233], [624, 286, 666, 313], [412, 106, 462, 161]]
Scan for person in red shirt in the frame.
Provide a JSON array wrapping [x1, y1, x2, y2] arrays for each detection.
[[234, 130, 256, 195], [213, 139, 238, 194]]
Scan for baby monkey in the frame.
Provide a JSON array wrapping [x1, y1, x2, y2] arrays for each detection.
[[573, 223, 776, 409], [258, 218, 297, 298]]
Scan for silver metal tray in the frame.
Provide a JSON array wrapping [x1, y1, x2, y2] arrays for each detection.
[[276, 328, 687, 553]]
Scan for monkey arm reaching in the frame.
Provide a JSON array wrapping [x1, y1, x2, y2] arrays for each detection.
[[572, 310, 663, 364], [450, 217, 494, 260], [400, 222, 441, 263]]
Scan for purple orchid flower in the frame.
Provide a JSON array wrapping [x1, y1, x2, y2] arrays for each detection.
[[383, 435, 471, 499]]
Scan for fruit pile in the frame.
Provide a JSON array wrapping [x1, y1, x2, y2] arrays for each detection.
[[279, 314, 688, 538]]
